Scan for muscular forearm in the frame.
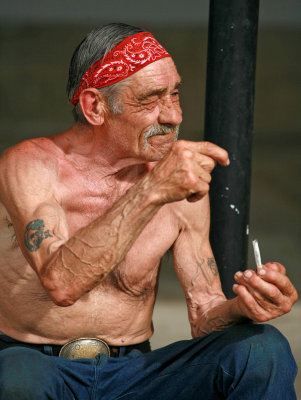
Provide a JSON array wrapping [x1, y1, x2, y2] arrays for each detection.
[[190, 297, 250, 337], [192, 262, 298, 337], [41, 178, 161, 306], [37, 140, 229, 306]]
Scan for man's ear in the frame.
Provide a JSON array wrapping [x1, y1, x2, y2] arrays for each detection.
[[79, 89, 108, 125]]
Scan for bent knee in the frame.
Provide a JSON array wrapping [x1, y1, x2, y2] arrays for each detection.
[[233, 323, 291, 352], [226, 323, 296, 370], [252, 324, 296, 365]]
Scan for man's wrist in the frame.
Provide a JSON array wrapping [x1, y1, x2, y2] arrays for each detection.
[[132, 174, 164, 208], [192, 297, 252, 337], [226, 297, 252, 323]]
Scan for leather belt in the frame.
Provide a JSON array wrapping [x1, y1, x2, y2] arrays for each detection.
[[0, 333, 151, 359]]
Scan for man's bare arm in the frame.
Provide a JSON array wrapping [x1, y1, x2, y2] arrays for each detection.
[[172, 196, 233, 336], [0, 139, 228, 306], [186, 261, 298, 337], [172, 198, 298, 337], [41, 183, 161, 306]]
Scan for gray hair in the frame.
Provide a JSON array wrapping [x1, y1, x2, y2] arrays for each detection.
[[67, 23, 144, 124]]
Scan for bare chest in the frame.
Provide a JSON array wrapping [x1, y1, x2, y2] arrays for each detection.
[[58, 172, 179, 297], [102, 208, 178, 299]]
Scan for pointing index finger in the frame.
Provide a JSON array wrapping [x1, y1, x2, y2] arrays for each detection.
[[196, 141, 230, 166]]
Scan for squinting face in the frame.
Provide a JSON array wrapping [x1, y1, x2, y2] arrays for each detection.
[[104, 57, 183, 162]]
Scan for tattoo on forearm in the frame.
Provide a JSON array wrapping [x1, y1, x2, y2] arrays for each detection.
[[24, 219, 53, 252], [207, 257, 218, 276]]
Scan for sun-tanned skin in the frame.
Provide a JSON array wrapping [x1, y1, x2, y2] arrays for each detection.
[[0, 58, 298, 346]]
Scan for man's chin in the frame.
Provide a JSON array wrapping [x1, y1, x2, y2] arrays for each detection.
[[147, 131, 177, 148], [144, 138, 175, 160]]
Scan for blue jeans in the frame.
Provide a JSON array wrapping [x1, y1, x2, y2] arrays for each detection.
[[0, 324, 297, 399]]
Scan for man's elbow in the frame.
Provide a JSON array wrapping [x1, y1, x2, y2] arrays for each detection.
[[41, 278, 78, 307], [39, 264, 80, 307], [48, 288, 77, 307]]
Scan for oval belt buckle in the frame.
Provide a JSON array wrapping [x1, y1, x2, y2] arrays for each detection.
[[59, 338, 110, 360]]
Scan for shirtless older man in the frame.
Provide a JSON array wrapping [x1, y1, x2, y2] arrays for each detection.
[[0, 23, 298, 399]]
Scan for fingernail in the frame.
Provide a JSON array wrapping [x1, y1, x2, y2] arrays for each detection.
[[258, 269, 266, 276], [235, 271, 243, 278], [233, 284, 238, 289], [244, 270, 252, 279]]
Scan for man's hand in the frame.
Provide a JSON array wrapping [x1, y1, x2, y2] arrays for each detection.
[[147, 140, 229, 204], [232, 262, 298, 322]]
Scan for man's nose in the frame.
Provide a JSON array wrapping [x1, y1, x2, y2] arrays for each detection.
[[158, 96, 182, 126]]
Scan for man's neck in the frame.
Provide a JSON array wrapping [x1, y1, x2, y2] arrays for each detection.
[[51, 124, 153, 180]]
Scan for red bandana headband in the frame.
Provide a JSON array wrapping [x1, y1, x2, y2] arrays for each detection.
[[71, 32, 171, 106]]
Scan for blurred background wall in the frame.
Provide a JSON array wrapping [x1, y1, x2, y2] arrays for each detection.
[[1, 0, 300, 392]]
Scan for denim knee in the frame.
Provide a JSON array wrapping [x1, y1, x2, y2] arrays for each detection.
[[234, 323, 296, 367], [252, 324, 297, 375], [223, 323, 295, 363], [0, 347, 63, 400], [221, 324, 297, 392]]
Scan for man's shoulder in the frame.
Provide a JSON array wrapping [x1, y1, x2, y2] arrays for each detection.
[[0, 137, 61, 176], [0, 137, 60, 190], [1, 137, 60, 164]]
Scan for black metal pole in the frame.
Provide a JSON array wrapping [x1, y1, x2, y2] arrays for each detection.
[[204, 0, 259, 298]]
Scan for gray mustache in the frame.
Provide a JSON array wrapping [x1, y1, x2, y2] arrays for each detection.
[[144, 124, 180, 148]]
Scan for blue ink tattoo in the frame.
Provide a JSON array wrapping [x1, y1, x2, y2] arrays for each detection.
[[24, 219, 53, 252]]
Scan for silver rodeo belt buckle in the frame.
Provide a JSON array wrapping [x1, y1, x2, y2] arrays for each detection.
[[59, 338, 110, 360]]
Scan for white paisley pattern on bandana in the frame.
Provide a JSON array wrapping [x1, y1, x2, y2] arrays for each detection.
[[71, 32, 171, 105]]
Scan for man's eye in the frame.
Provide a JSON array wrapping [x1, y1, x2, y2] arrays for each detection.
[[140, 98, 158, 107], [171, 92, 180, 103], [141, 100, 156, 105]]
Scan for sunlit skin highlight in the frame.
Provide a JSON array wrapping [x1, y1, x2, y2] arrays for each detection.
[[98, 58, 183, 163], [0, 56, 297, 347]]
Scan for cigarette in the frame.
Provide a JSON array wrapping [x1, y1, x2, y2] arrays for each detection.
[[252, 239, 263, 270]]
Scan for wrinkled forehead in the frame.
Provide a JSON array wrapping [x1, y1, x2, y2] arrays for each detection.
[[125, 58, 181, 96]]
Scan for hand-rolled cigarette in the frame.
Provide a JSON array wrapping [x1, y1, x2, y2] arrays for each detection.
[[252, 239, 263, 270]]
